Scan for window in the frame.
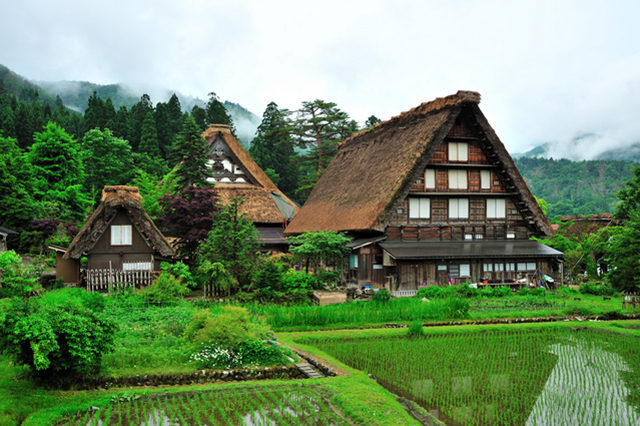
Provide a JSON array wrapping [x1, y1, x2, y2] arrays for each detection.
[[507, 231, 516, 239], [123, 261, 151, 271], [111, 225, 132, 245], [450, 264, 470, 276], [464, 234, 473, 240], [449, 169, 468, 189], [425, 169, 435, 189], [506, 263, 515, 271], [476, 234, 484, 239], [518, 262, 536, 271], [495, 263, 504, 271], [409, 198, 430, 219], [484, 263, 493, 272], [448, 142, 468, 162], [481, 170, 491, 189], [438, 265, 447, 271], [487, 199, 506, 219], [349, 254, 359, 269], [449, 198, 469, 219]]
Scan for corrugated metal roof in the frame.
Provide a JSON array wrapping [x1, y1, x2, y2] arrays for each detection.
[[379, 240, 563, 260]]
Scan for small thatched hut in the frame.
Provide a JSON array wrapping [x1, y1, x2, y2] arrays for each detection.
[[201, 124, 299, 251], [286, 91, 563, 291], [62, 186, 174, 284]]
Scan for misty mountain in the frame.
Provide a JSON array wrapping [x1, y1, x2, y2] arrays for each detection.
[[0, 64, 260, 144], [513, 133, 640, 162], [36, 80, 261, 145]]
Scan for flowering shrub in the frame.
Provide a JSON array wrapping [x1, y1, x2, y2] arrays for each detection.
[[189, 342, 246, 369]]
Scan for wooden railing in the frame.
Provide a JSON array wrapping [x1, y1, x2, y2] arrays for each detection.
[[86, 269, 153, 292], [393, 289, 418, 298]]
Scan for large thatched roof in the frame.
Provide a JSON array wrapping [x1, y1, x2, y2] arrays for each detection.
[[286, 91, 552, 236], [201, 124, 299, 224], [63, 186, 175, 259]]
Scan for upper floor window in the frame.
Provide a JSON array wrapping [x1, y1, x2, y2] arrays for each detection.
[[409, 198, 430, 219], [111, 225, 132, 245], [449, 198, 469, 219], [481, 170, 491, 189], [424, 169, 435, 189], [487, 199, 506, 219], [448, 142, 468, 162], [449, 170, 468, 190]]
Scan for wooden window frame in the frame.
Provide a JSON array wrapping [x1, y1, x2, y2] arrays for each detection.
[[111, 225, 132, 246], [449, 169, 468, 190], [449, 198, 469, 219], [448, 142, 469, 162], [487, 199, 506, 219], [409, 197, 431, 219]]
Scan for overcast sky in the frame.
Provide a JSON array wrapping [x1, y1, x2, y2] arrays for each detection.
[[2, 0, 640, 155]]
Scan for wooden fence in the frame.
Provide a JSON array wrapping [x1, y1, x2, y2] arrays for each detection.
[[204, 282, 227, 298], [393, 289, 418, 298], [622, 293, 640, 310], [86, 268, 153, 292]]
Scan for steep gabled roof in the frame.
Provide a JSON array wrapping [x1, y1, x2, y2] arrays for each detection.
[[286, 91, 552, 236], [63, 186, 175, 259], [201, 124, 299, 224]]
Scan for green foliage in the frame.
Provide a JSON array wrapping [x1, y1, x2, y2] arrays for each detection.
[[171, 115, 214, 190], [407, 321, 425, 338], [184, 306, 272, 348], [28, 121, 90, 221], [372, 289, 391, 304], [198, 261, 238, 296], [517, 287, 547, 297], [282, 270, 319, 291], [0, 294, 117, 383], [252, 260, 284, 292], [81, 128, 134, 204], [579, 282, 618, 296], [514, 157, 636, 217], [0, 251, 39, 298], [614, 165, 640, 221], [205, 92, 237, 137], [160, 261, 197, 289], [287, 231, 351, 275], [249, 102, 299, 199], [197, 198, 261, 289], [0, 135, 39, 231], [139, 272, 190, 303]]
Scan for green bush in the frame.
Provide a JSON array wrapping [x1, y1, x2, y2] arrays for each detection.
[[282, 270, 318, 290], [0, 251, 39, 298], [139, 272, 190, 303], [480, 286, 512, 298], [372, 289, 391, 304], [40, 287, 105, 312], [517, 287, 547, 297], [184, 306, 272, 348], [161, 261, 197, 289], [580, 283, 617, 296], [416, 286, 445, 299], [407, 321, 425, 338], [252, 261, 284, 291], [0, 297, 117, 384]]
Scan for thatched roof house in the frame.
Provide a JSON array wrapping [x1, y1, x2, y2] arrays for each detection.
[[63, 186, 174, 276], [287, 91, 562, 290], [201, 124, 299, 250]]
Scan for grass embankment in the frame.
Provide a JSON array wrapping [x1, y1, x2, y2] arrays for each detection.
[[258, 291, 632, 332]]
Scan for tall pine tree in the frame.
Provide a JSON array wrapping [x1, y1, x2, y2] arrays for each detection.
[[172, 115, 214, 190], [205, 92, 237, 138]]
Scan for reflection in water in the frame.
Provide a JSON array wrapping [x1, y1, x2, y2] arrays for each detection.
[[526, 336, 640, 426]]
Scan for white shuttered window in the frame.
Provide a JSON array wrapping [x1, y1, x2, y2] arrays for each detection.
[[481, 170, 491, 189], [487, 199, 506, 218], [425, 169, 435, 189], [409, 198, 430, 219], [111, 225, 132, 245], [449, 169, 468, 189], [448, 142, 468, 162], [449, 198, 469, 219]]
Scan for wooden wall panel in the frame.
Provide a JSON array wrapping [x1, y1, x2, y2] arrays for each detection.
[[436, 170, 448, 191], [491, 171, 506, 192], [430, 143, 448, 163], [469, 170, 480, 191], [432, 198, 448, 222], [470, 199, 484, 222]]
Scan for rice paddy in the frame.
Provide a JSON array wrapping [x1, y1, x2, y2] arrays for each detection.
[[312, 328, 640, 426], [59, 385, 348, 426]]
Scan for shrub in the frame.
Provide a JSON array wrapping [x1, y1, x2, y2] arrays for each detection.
[[517, 287, 546, 297], [372, 289, 391, 304], [407, 321, 425, 338], [161, 261, 197, 289], [282, 270, 319, 290], [416, 286, 445, 299], [252, 261, 284, 291], [316, 270, 339, 287], [580, 282, 617, 296], [0, 251, 39, 298], [480, 286, 512, 298], [139, 272, 190, 303], [184, 306, 272, 348], [0, 297, 117, 384]]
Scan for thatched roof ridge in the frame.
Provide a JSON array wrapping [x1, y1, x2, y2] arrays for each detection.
[[201, 124, 299, 223], [286, 91, 552, 236], [63, 186, 175, 259]]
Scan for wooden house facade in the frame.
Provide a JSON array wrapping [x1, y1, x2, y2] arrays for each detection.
[[286, 91, 563, 291], [201, 124, 299, 252], [62, 186, 175, 287]]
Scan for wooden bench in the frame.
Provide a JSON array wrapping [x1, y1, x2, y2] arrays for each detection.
[[622, 292, 639, 310]]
